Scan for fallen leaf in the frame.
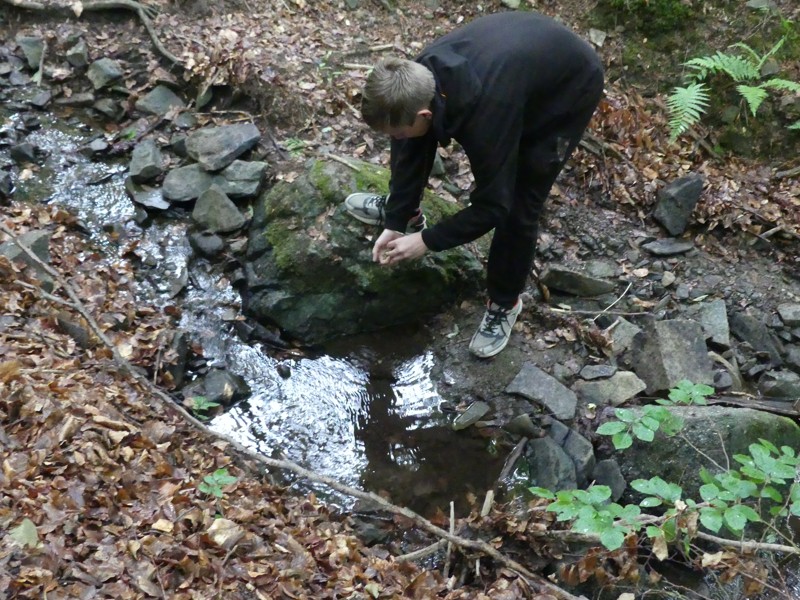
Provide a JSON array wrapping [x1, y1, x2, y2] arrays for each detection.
[[10, 518, 41, 549], [206, 518, 244, 549]]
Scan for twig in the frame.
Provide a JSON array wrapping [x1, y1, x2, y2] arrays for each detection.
[[695, 531, 800, 556], [592, 281, 632, 322], [325, 154, 361, 172], [0, 222, 584, 600], [369, 43, 396, 52], [547, 307, 650, 317], [396, 539, 447, 562], [443, 501, 455, 579], [342, 63, 373, 70]]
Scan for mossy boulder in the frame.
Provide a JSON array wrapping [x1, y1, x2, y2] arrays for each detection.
[[243, 157, 484, 344], [615, 406, 800, 500]]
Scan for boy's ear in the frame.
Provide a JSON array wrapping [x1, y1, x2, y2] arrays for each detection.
[[418, 109, 433, 120]]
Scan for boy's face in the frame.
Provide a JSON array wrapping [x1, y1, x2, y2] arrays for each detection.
[[384, 110, 432, 140]]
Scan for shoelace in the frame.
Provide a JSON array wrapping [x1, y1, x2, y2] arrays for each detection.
[[366, 195, 387, 210], [481, 306, 509, 335]]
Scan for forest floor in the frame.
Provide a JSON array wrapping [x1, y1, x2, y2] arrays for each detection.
[[1, 0, 800, 598]]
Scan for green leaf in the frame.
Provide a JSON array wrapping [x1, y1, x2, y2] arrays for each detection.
[[615, 408, 636, 423], [631, 479, 655, 495], [210, 469, 238, 486], [699, 508, 724, 532], [528, 486, 555, 499], [645, 525, 663, 540], [699, 483, 720, 502], [597, 421, 628, 435], [737, 505, 761, 523], [10, 518, 41, 549], [600, 527, 627, 551], [640, 497, 662, 508], [612, 432, 633, 450], [760, 486, 783, 503], [587, 486, 612, 504], [757, 439, 779, 455], [633, 422, 656, 442], [724, 505, 749, 531]]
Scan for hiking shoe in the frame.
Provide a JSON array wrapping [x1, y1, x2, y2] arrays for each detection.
[[469, 299, 523, 358], [344, 193, 426, 233]]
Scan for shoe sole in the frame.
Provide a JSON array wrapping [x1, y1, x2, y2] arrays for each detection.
[[346, 210, 382, 226]]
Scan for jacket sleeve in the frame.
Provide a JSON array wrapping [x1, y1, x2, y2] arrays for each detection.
[[384, 134, 438, 232], [421, 106, 522, 252]]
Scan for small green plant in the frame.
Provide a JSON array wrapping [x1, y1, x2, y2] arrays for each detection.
[[191, 395, 220, 420], [198, 468, 237, 498], [529, 440, 800, 552], [596, 405, 684, 450], [660, 379, 714, 405], [283, 138, 307, 158], [667, 35, 800, 140]]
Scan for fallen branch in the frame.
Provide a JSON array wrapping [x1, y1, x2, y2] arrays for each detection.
[[2, 0, 181, 65], [0, 221, 584, 600]]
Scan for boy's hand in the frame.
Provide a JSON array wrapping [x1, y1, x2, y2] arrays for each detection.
[[373, 230, 428, 265]]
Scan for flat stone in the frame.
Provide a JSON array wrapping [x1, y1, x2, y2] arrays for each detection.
[[777, 303, 800, 327], [186, 123, 261, 171], [653, 174, 704, 236], [579, 364, 618, 380], [574, 371, 646, 406], [506, 362, 577, 420], [453, 400, 491, 431], [124, 177, 169, 210], [129, 139, 164, 184], [163, 163, 214, 202], [87, 58, 124, 90], [192, 186, 246, 233], [641, 238, 695, 256], [135, 84, 184, 116], [540, 266, 616, 297]]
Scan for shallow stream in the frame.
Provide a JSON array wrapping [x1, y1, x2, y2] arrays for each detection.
[[6, 107, 503, 517]]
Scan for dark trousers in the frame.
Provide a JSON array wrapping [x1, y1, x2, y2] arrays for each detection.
[[487, 81, 604, 308]]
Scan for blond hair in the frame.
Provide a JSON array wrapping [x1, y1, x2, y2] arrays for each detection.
[[361, 57, 435, 130]]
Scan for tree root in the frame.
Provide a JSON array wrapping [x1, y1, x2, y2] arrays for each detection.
[[2, 0, 181, 65], [0, 220, 586, 600]]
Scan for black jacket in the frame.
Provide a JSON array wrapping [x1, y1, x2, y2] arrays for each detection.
[[384, 11, 603, 251]]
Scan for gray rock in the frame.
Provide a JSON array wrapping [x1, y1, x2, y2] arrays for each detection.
[[87, 58, 124, 90], [15, 34, 44, 70], [687, 299, 730, 347], [0, 230, 54, 291], [129, 139, 164, 183], [66, 39, 89, 68], [189, 230, 225, 258], [93, 98, 124, 121], [216, 160, 267, 198], [653, 174, 704, 235], [757, 370, 800, 400], [192, 186, 246, 233], [124, 177, 169, 210], [55, 92, 95, 107], [504, 413, 542, 437], [135, 84, 184, 116], [174, 112, 198, 129], [453, 400, 491, 430], [506, 362, 578, 420], [540, 266, 616, 297], [574, 371, 647, 406], [163, 164, 214, 202], [186, 123, 261, 171], [631, 319, 714, 394], [777, 303, 800, 327], [10, 142, 37, 165], [525, 436, 577, 491], [607, 317, 642, 356], [641, 238, 695, 256], [616, 406, 800, 499], [592, 459, 626, 501], [579, 364, 617, 380], [202, 369, 251, 406], [29, 90, 51, 109], [244, 158, 482, 343], [584, 259, 618, 279], [729, 312, 783, 366], [547, 420, 596, 487]]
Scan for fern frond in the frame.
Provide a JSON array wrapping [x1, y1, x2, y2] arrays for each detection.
[[736, 84, 769, 116], [730, 41, 762, 63], [789, 120, 800, 131], [685, 52, 759, 82], [666, 82, 710, 141], [762, 78, 800, 93]]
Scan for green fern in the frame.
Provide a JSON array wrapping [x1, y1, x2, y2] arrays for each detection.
[[762, 78, 800, 93], [685, 52, 759, 82], [666, 82, 711, 141], [736, 84, 770, 116]]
